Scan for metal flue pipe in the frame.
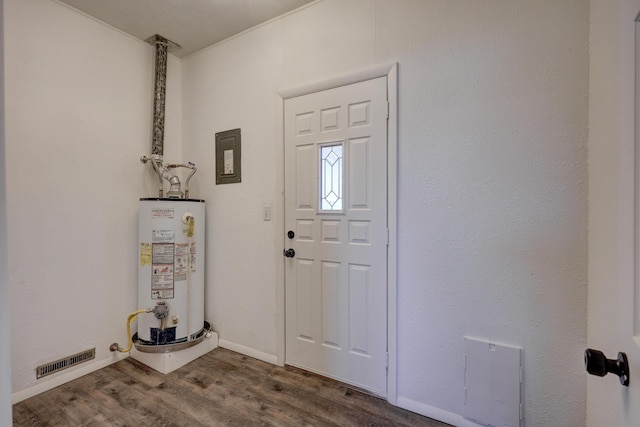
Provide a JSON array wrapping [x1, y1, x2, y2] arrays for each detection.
[[141, 35, 186, 198], [149, 34, 168, 156]]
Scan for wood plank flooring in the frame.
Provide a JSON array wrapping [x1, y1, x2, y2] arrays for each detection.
[[13, 348, 451, 426]]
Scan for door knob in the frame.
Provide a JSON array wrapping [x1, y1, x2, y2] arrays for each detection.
[[283, 248, 295, 258], [287, 230, 295, 239], [584, 348, 630, 386]]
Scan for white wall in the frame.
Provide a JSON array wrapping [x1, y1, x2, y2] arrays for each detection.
[[375, 2, 589, 424], [5, 0, 589, 425], [5, 0, 183, 400], [183, 0, 589, 425]]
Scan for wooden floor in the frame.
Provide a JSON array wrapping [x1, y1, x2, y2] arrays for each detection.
[[13, 348, 451, 427]]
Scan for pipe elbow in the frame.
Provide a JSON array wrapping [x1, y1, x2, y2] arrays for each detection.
[[166, 175, 183, 198]]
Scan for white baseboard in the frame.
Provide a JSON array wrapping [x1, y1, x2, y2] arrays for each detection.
[[396, 396, 482, 427], [12, 352, 129, 404], [218, 339, 278, 365]]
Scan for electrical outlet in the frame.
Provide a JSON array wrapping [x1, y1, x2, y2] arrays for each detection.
[[263, 204, 271, 221]]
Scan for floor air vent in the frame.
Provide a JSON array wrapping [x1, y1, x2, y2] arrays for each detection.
[[36, 348, 95, 379]]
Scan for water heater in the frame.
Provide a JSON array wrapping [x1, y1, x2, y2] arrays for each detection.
[[136, 198, 206, 350]]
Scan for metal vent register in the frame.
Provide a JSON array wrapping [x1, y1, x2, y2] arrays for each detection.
[[36, 348, 95, 379]]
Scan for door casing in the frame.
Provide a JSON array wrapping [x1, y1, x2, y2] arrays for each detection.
[[276, 62, 398, 404]]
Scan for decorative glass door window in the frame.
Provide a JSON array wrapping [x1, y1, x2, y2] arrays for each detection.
[[320, 143, 343, 211]]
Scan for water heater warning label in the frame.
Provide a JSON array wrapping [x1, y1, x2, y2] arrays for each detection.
[[174, 243, 197, 281], [140, 243, 152, 266], [152, 230, 175, 243], [152, 242, 175, 299], [152, 243, 174, 264], [174, 244, 189, 280], [151, 208, 174, 219]]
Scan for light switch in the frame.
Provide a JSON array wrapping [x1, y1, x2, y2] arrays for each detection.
[[263, 204, 271, 221]]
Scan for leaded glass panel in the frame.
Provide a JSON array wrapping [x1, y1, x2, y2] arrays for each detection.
[[320, 144, 343, 211]]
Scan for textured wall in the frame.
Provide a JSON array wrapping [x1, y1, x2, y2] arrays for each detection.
[[374, 1, 589, 424], [183, 0, 589, 425], [5, 0, 182, 399], [5, 0, 589, 425]]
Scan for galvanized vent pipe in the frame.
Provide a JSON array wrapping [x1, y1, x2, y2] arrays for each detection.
[[149, 34, 168, 156], [140, 35, 187, 198]]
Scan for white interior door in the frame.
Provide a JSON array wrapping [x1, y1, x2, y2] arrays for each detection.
[[284, 76, 388, 396], [587, 2, 640, 425]]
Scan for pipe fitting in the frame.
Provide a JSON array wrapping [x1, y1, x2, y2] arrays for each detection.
[[144, 154, 184, 198], [166, 175, 183, 198]]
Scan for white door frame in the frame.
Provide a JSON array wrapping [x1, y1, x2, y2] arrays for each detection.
[[276, 62, 398, 404]]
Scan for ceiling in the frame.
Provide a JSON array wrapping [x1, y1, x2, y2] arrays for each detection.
[[57, 0, 316, 58]]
